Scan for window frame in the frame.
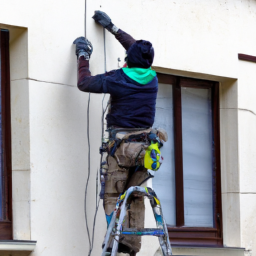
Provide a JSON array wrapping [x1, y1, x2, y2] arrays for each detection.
[[0, 29, 13, 239], [157, 73, 222, 247]]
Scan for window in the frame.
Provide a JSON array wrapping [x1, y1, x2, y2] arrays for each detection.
[[152, 74, 222, 246], [0, 29, 13, 239]]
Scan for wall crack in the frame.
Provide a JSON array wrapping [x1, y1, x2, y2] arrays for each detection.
[[238, 108, 256, 116], [220, 108, 256, 117], [11, 77, 76, 88]]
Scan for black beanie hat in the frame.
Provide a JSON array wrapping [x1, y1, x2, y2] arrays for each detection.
[[127, 40, 154, 69]]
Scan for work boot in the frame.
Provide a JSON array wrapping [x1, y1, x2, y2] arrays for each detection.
[[118, 243, 131, 254]]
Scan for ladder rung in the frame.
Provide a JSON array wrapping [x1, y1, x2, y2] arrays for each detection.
[[121, 228, 165, 237]]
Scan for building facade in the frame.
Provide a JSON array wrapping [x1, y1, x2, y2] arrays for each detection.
[[0, 0, 256, 255]]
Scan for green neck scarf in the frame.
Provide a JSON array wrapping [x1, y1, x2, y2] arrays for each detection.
[[122, 67, 156, 85]]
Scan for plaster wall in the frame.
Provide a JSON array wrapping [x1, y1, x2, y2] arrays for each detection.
[[237, 60, 256, 256], [0, 0, 255, 255]]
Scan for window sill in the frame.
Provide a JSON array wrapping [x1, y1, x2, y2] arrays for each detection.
[[168, 246, 245, 256], [0, 240, 36, 255]]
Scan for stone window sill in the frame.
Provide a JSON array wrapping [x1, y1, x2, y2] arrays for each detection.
[[0, 240, 36, 255], [170, 246, 245, 256]]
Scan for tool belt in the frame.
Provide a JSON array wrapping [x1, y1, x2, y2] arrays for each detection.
[[107, 127, 168, 171]]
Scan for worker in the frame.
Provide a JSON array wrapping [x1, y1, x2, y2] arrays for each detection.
[[73, 11, 167, 256]]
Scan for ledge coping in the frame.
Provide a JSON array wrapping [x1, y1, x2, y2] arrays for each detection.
[[0, 240, 37, 251], [170, 246, 245, 256]]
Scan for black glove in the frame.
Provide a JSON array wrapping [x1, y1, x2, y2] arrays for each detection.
[[92, 11, 119, 34], [73, 37, 93, 60]]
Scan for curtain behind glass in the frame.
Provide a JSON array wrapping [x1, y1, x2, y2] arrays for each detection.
[[152, 83, 176, 226], [181, 87, 213, 227]]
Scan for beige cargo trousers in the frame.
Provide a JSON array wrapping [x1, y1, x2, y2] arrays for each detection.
[[103, 128, 152, 253], [103, 128, 167, 253], [104, 156, 150, 253]]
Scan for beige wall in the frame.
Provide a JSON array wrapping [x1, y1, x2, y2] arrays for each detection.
[[1, 0, 256, 255]]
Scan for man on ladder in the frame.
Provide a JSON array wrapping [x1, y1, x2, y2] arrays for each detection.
[[73, 11, 168, 256]]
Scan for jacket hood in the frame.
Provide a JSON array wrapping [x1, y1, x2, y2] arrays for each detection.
[[122, 67, 156, 85]]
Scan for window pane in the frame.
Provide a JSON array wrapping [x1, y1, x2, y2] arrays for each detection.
[[181, 87, 213, 227], [152, 83, 175, 226]]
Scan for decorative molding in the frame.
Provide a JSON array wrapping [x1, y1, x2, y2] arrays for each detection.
[[238, 54, 256, 63]]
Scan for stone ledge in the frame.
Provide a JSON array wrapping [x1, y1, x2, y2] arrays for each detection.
[[154, 246, 245, 256], [0, 240, 36, 256]]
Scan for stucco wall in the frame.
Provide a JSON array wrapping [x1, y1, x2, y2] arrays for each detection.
[[0, 0, 256, 255]]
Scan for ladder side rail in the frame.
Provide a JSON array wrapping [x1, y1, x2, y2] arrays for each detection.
[[101, 210, 117, 256], [161, 218, 172, 255], [111, 186, 136, 256], [158, 197, 172, 255], [149, 191, 172, 256], [111, 187, 150, 256]]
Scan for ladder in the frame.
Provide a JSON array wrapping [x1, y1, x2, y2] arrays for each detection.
[[101, 186, 172, 256]]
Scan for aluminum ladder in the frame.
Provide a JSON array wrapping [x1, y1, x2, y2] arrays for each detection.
[[101, 186, 172, 256]]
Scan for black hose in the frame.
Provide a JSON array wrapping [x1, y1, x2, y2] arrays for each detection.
[[85, 11, 109, 256], [83, 0, 92, 255]]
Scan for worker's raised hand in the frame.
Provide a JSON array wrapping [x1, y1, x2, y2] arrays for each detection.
[[92, 11, 112, 28], [92, 11, 119, 35], [73, 37, 93, 60]]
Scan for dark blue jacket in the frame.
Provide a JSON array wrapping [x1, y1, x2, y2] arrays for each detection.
[[77, 30, 158, 128]]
